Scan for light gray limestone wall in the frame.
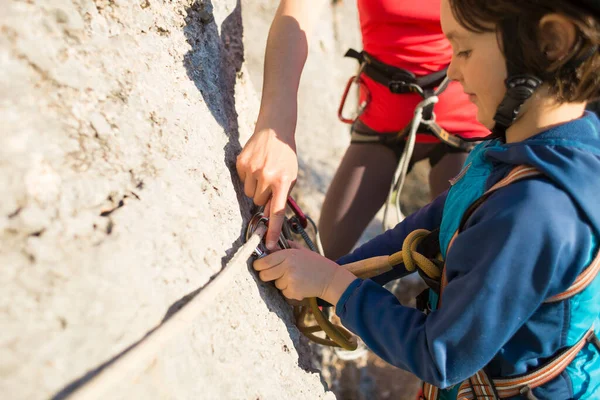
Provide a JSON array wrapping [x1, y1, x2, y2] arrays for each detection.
[[1, 1, 337, 398]]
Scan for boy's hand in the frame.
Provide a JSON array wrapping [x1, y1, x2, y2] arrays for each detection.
[[253, 245, 357, 305]]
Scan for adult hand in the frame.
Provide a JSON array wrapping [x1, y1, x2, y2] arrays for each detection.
[[237, 119, 298, 251], [238, 0, 327, 250]]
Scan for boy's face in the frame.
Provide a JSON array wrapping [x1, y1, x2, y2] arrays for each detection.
[[440, 0, 508, 129]]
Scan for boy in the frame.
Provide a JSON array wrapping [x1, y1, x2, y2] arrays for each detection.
[[255, 0, 600, 398]]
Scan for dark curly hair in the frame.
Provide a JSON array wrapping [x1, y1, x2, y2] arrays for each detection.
[[449, 0, 600, 103]]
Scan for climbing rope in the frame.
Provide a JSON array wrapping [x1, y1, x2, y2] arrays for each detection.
[[53, 224, 268, 400], [292, 227, 440, 350]]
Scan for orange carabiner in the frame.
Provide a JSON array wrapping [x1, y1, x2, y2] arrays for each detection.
[[337, 74, 370, 125]]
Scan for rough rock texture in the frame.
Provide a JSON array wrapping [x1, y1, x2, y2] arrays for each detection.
[[1, 1, 333, 398]]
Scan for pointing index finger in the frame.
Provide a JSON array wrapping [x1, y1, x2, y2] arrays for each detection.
[[265, 186, 289, 251]]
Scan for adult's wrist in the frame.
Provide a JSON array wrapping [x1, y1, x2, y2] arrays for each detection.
[[255, 104, 297, 143]]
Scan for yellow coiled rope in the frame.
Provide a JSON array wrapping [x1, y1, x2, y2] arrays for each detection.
[[297, 229, 441, 350]]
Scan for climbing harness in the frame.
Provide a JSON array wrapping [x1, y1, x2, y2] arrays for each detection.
[[338, 49, 446, 122], [338, 49, 476, 230], [339, 49, 474, 151]]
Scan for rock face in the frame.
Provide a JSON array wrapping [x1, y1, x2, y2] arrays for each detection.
[[0, 1, 337, 398]]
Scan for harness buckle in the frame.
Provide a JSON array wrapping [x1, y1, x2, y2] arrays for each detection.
[[415, 289, 432, 314], [519, 385, 539, 400], [587, 331, 600, 351], [388, 80, 424, 96]]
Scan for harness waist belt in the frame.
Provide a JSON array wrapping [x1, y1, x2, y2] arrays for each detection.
[[344, 48, 475, 151], [344, 48, 448, 95]]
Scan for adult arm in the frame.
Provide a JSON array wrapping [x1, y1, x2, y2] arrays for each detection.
[[236, 0, 326, 250]]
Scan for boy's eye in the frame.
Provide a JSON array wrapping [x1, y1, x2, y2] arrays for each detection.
[[457, 50, 472, 58]]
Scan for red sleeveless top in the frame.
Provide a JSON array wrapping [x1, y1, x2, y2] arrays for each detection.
[[356, 0, 488, 141]]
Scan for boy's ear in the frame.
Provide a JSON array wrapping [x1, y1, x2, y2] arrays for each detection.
[[539, 14, 578, 61]]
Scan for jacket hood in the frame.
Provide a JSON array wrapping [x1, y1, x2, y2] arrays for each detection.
[[486, 112, 600, 237]]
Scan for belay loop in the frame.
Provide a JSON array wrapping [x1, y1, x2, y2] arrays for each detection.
[[382, 84, 446, 231]]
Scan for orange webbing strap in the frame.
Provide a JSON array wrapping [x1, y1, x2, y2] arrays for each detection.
[[457, 329, 597, 399], [489, 165, 541, 190], [545, 250, 600, 303], [457, 369, 499, 400], [420, 383, 439, 400]]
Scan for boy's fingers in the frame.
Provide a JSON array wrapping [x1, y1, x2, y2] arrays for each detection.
[[253, 251, 287, 271], [274, 277, 288, 290], [258, 263, 286, 282]]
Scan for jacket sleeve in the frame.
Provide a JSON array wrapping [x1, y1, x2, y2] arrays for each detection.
[[335, 180, 595, 388], [335, 190, 448, 284]]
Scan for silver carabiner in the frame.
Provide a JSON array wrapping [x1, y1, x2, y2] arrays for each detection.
[[245, 212, 290, 258]]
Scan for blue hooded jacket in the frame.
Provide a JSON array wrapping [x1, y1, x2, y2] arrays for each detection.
[[335, 112, 600, 399]]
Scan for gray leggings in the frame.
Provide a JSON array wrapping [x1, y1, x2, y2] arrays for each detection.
[[318, 135, 469, 261]]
